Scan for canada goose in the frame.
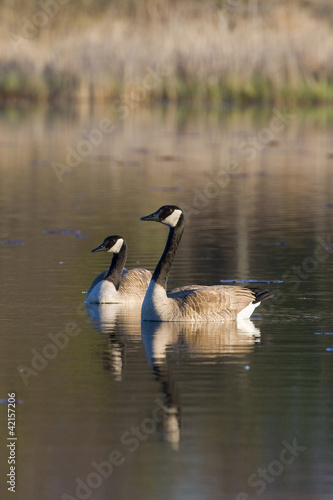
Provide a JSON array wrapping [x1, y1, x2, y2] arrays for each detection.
[[140, 205, 273, 322], [85, 235, 152, 304]]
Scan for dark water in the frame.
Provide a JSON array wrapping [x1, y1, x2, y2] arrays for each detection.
[[1, 104, 333, 500]]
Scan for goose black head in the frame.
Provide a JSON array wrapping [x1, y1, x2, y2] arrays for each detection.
[[140, 205, 184, 228], [91, 235, 124, 254]]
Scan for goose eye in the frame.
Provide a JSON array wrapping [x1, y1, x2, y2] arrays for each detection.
[[163, 207, 173, 218]]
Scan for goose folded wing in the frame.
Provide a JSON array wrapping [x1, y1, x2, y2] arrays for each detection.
[[169, 285, 256, 321], [119, 269, 152, 295]]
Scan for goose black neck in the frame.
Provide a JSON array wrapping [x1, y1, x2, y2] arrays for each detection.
[[152, 217, 185, 289], [105, 243, 127, 290]]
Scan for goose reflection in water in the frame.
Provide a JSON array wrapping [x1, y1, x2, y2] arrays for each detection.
[[141, 319, 261, 448], [85, 302, 261, 447], [85, 302, 142, 382]]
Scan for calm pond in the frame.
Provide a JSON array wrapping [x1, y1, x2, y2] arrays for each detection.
[[0, 103, 333, 500]]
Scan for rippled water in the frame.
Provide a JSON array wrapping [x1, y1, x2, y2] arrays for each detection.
[[1, 104, 333, 499]]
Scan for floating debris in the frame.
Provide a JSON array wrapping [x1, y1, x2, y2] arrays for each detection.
[[87, 154, 115, 162], [276, 242, 288, 246], [43, 229, 81, 235], [268, 139, 280, 147], [129, 147, 151, 155], [115, 160, 141, 167], [220, 279, 283, 284], [0, 399, 23, 404], [155, 154, 182, 162], [326, 348, 333, 352], [2, 240, 25, 245], [315, 332, 333, 335], [150, 186, 183, 192], [30, 160, 49, 167]]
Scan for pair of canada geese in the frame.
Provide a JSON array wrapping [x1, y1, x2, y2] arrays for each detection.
[[85, 205, 273, 322]]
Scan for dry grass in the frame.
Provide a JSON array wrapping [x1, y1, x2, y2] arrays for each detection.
[[1, 0, 333, 104]]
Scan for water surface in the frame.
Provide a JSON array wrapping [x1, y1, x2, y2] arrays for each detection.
[[0, 104, 333, 499]]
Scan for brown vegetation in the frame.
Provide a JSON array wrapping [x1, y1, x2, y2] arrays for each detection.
[[0, 0, 333, 104]]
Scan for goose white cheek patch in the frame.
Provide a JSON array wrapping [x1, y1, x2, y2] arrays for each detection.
[[108, 238, 124, 253], [162, 209, 183, 228]]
